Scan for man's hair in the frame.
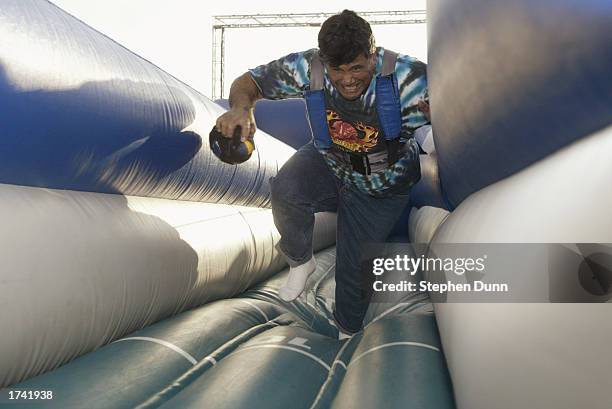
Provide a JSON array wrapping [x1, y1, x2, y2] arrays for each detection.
[[318, 10, 376, 67]]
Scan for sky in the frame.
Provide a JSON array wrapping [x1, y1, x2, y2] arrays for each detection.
[[50, 0, 427, 99]]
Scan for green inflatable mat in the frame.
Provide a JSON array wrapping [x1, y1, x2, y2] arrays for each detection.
[[11, 247, 455, 409]]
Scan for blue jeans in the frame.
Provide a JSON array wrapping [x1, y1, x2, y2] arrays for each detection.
[[270, 142, 412, 333]]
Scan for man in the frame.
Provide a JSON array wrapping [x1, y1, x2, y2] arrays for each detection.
[[215, 10, 429, 338]]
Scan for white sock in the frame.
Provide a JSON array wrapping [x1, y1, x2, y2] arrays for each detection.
[[328, 317, 354, 340], [338, 331, 352, 341], [278, 257, 316, 302]]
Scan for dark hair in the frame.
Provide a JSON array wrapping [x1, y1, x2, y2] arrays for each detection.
[[318, 10, 376, 67]]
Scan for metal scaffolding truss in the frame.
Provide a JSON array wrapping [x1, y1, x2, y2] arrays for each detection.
[[211, 10, 426, 99]]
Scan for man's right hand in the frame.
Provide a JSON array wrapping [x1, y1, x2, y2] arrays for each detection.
[[215, 107, 256, 142], [418, 100, 431, 122]]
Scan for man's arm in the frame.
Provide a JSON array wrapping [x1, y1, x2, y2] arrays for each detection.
[[395, 55, 429, 134], [216, 50, 314, 140], [215, 73, 262, 140], [418, 99, 431, 122]]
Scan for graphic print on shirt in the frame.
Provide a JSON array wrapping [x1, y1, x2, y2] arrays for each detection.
[[327, 109, 379, 153]]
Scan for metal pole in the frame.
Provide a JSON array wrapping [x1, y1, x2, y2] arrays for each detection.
[[211, 26, 217, 100], [220, 27, 225, 99]]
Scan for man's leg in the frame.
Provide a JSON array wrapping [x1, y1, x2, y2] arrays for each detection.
[[334, 188, 411, 333], [270, 143, 339, 301]]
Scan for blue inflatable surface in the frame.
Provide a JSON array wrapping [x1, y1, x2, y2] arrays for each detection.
[[0, 0, 292, 207], [428, 0, 612, 208]]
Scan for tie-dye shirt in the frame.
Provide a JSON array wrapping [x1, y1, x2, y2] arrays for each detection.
[[249, 47, 429, 197]]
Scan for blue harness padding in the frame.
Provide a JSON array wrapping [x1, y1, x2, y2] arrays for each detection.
[[304, 49, 402, 150], [303, 88, 331, 148], [375, 72, 402, 141]]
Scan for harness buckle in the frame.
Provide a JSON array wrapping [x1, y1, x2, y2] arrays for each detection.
[[349, 153, 371, 175]]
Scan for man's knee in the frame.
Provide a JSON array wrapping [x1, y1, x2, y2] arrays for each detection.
[[269, 174, 292, 206], [270, 163, 313, 206], [270, 145, 337, 209]]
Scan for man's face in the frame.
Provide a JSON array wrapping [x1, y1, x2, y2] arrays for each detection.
[[326, 53, 376, 100]]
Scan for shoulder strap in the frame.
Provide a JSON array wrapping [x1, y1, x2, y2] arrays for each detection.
[[310, 52, 324, 91], [381, 49, 398, 76], [305, 51, 332, 149], [376, 49, 402, 143]]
